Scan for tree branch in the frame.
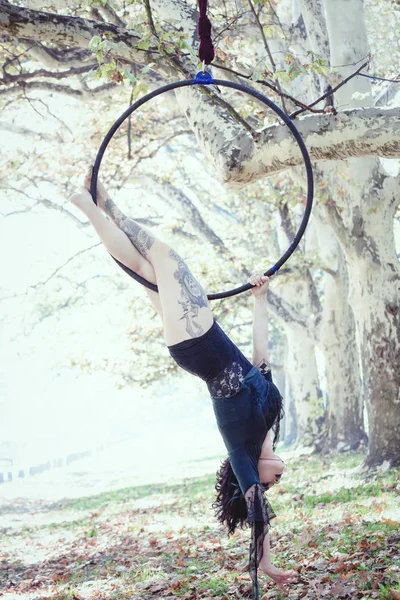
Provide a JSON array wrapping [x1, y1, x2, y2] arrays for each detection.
[[315, 202, 351, 250], [22, 42, 92, 69], [267, 289, 309, 331], [278, 201, 297, 242], [0, 1, 162, 68], [0, 121, 57, 140], [0, 243, 101, 302], [144, 0, 158, 38], [0, 79, 117, 98], [212, 62, 324, 115], [290, 61, 369, 118], [97, 2, 127, 28], [1, 63, 97, 84], [225, 106, 400, 187], [247, 0, 288, 113]]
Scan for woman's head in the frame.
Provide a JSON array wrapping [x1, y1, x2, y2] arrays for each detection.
[[213, 425, 285, 535], [213, 457, 248, 535], [258, 456, 285, 487]]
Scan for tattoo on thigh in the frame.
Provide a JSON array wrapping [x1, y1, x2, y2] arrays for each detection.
[[169, 249, 208, 337]]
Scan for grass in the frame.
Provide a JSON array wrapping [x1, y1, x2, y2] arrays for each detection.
[[1, 450, 399, 599]]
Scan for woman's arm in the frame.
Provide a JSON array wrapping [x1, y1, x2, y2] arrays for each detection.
[[249, 274, 270, 365], [260, 532, 298, 593]]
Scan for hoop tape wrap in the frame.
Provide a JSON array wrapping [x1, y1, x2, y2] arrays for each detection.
[[90, 74, 314, 301]]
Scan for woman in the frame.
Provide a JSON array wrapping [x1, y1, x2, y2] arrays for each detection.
[[70, 170, 298, 597]]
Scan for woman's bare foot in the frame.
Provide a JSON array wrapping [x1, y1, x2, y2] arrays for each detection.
[[70, 186, 96, 214], [259, 563, 298, 594], [84, 166, 108, 210]]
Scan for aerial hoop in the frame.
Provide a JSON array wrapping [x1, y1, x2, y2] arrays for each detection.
[[90, 71, 314, 301]]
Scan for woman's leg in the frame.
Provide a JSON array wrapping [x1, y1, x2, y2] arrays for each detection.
[[71, 194, 163, 319], [98, 198, 214, 346]]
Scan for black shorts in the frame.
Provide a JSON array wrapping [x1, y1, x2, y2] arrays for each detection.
[[167, 319, 253, 385]]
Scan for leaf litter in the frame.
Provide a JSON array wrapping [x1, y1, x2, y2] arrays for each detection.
[[0, 451, 399, 599]]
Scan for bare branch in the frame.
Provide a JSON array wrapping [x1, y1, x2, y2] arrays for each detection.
[[278, 201, 297, 242], [213, 62, 320, 115], [0, 122, 57, 140], [0, 80, 117, 98], [290, 61, 369, 118], [144, 0, 158, 38], [247, 0, 287, 113], [1, 63, 97, 84], [267, 289, 310, 331], [118, 129, 194, 185], [0, 243, 101, 302], [316, 202, 351, 250], [30, 243, 102, 290], [23, 42, 92, 69]]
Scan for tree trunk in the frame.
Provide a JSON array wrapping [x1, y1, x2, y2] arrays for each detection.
[[341, 161, 399, 466], [322, 0, 400, 466], [284, 326, 324, 447], [320, 159, 400, 466], [314, 216, 367, 451], [283, 362, 298, 446]]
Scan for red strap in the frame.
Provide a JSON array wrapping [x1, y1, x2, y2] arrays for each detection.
[[198, 0, 214, 64]]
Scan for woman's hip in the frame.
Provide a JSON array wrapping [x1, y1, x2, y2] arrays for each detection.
[[168, 320, 252, 383]]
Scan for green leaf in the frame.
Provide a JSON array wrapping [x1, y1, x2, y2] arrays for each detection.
[[137, 39, 150, 51], [132, 81, 149, 100], [89, 35, 102, 52], [275, 70, 291, 83], [141, 62, 156, 74], [123, 69, 137, 84], [263, 25, 275, 38]]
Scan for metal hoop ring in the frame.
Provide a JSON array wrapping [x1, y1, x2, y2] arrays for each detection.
[[90, 75, 314, 300]]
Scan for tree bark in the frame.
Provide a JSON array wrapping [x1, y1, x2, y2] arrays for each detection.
[[313, 214, 367, 451], [320, 0, 400, 466], [325, 160, 400, 466], [285, 326, 324, 446]]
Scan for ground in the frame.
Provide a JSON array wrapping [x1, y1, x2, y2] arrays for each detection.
[[0, 448, 399, 600]]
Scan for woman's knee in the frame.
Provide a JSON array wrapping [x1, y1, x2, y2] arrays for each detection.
[[155, 240, 172, 257], [136, 258, 157, 284]]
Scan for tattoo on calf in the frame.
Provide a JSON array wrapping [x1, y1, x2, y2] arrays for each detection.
[[121, 219, 155, 258], [169, 248, 208, 338], [104, 198, 122, 222]]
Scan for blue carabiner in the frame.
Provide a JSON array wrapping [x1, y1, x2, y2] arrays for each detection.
[[193, 70, 215, 85]]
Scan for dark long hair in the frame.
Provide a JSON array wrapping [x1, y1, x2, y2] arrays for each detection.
[[213, 456, 248, 535], [213, 391, 284, 536]]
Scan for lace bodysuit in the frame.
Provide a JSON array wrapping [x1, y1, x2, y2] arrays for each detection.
[[208, 358, 272, 397]]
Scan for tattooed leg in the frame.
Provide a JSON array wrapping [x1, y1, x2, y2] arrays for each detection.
[[145, 242, 214, 345], [169, 249, 208, 337], [84, 195, 213, 344], [71, 197, 163, 317], [102, 198, 156, 259]]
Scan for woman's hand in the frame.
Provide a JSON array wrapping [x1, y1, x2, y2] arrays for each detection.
[[260, 563, 298, 594], [249, 273, 270, 297]]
